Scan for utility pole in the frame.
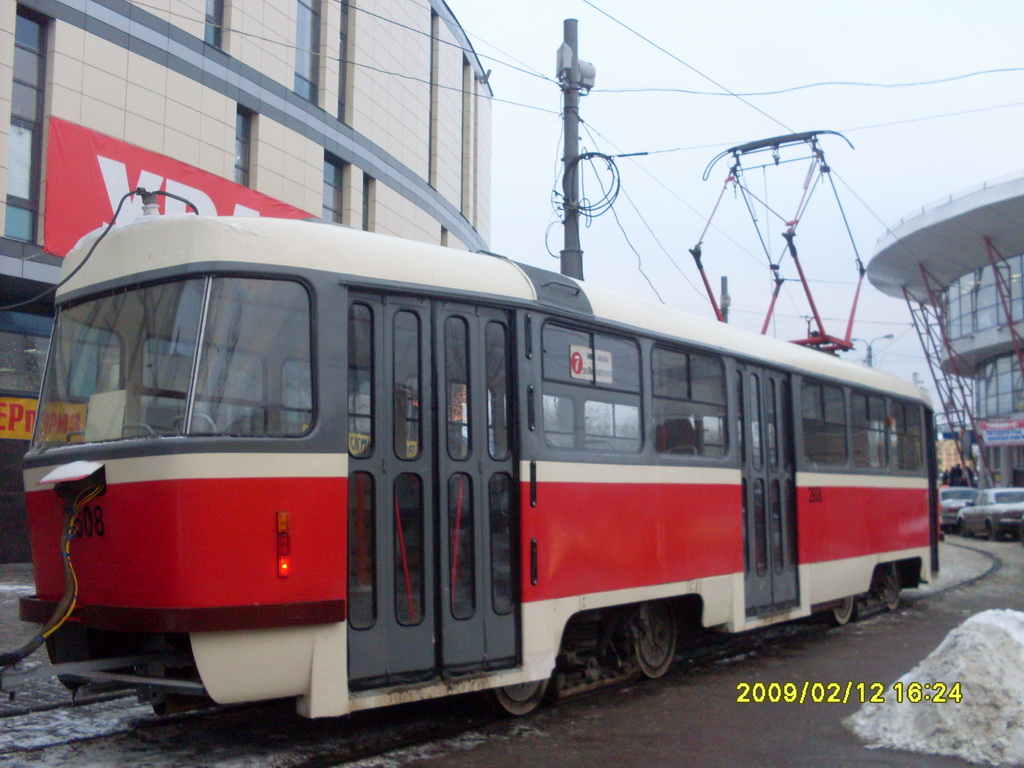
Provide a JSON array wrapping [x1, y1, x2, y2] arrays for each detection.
[[556, 19, 594, 280], [853, 334, 893, 368], [720, 276, 731, 323]]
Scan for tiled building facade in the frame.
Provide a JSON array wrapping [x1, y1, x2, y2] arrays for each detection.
[[0, 0, 492, 561]]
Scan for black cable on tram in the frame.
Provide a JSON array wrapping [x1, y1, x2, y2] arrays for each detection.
[[0, 188, 198, 313]]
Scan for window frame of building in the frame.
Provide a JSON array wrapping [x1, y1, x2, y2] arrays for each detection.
[[461, 56, 471, 214], [428, 10, 440, 188], [6, 7, 48, 243], [294, 0, 321, 104], [337, 0, 351, 123], [361, 174, 375, 232], [204, 0, 224, 49], [323, 154, 346, 223], [0, 310, 52, 397], [234, 106, 253, 187]]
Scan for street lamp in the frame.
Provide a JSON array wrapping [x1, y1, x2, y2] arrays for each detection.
[[852, 334, 894, 368]]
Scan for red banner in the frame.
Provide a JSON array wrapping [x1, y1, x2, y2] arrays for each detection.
[[44, 118, 314, 257]]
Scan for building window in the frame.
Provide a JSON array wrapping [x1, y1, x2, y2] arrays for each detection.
[[362, 174, 375, 232], [428, 11, 440, 188], [295, 0, 321, 103], [6, 8, 47, 242], [976, 353, 1024, 419], [461, 56, 472, 216], [0, 311, 51, 395], [204, 0, 224, 48], [323, 154, 345, 223], [234, 106, 252, 187], [337, 0, 351, 122]]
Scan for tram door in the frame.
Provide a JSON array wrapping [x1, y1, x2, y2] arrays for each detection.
[[345, 294, 518, 688], [739, 366, 799, 616]]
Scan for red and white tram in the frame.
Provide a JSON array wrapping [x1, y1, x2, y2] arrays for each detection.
[[13, 215, 937, 717]]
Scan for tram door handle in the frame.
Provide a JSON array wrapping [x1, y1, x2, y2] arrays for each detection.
[[530, 539, 538, 585], [530, 461, 537, 507]]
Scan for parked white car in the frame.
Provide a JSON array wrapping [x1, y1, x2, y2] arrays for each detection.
[[957, 488, 1024, 540], [939, 487, 978, 532]]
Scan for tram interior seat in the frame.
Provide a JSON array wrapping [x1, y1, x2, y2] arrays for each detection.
[[656, 417, 700, 455]]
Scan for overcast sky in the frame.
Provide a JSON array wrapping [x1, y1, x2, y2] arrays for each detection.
[[447, 0, 1024, 388]]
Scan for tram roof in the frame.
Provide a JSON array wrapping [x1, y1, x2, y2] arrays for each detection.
[[61, 216, 927, 403]]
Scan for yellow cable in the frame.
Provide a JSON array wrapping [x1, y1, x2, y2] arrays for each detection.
[[40, 484, 102, 640]]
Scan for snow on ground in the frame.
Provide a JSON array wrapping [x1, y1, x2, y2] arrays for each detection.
[[0, 698, 153, 753], [914, 543, 994, 595], [846, 609, 1024, 766]]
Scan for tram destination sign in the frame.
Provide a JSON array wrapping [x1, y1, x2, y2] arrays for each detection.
[[980, 420, 1024, 446]]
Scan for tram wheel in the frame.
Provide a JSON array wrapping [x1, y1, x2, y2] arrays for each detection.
[[633, 601, 677, 679], [488, 678, 549, 717], [830, 595, 857, 626], [873, 565, 901, 611]]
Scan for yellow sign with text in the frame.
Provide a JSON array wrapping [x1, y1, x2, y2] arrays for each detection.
[[0, 397, 38, 441], [38, 401, 87, 444]]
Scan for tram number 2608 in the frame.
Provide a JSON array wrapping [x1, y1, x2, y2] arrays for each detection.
[[74, 505, 106, 538]]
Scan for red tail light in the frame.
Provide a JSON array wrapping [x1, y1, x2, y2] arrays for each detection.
[[277, 510, 291, 578]]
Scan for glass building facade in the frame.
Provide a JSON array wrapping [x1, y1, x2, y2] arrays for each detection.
[[945, 250, 1024, 421]]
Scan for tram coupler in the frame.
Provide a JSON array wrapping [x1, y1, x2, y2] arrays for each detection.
[[0, 651, 202, 701]]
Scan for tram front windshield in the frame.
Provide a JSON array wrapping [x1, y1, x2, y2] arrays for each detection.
[[33, 277, 312, 449]]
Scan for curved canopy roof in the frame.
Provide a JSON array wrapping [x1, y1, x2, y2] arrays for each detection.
[[868, 174, 1024, 302]]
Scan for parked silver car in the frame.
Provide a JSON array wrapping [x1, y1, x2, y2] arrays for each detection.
[[939, 487, 979, 532], [957, 487, 1024, 540]]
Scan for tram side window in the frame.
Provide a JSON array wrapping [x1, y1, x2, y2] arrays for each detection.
[[652, 346, 727, 458], [801, 381, 847, 464], [541, 322, 640, 452], [891, 400, 923, 471], [393, 311, 422, 460], [348, 303, 374, 457], [485, 322, 511, 461], [444, 316, 471, 461], [851, 391, 888, 468]]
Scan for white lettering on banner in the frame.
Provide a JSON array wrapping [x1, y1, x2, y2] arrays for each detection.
[[97, 155, 262, 219], [98, 156, 163, 221], [165, 180, 217, 216]]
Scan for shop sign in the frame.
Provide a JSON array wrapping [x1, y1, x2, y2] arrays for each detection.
[[980, 420, 1024, 445], [0, 397, 37, 441]]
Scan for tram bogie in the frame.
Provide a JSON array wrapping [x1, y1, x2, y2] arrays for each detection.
[[9, 216, 937, 719]]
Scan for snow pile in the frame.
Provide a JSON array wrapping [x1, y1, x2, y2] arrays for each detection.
[[846, 610, 1024, 765]]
